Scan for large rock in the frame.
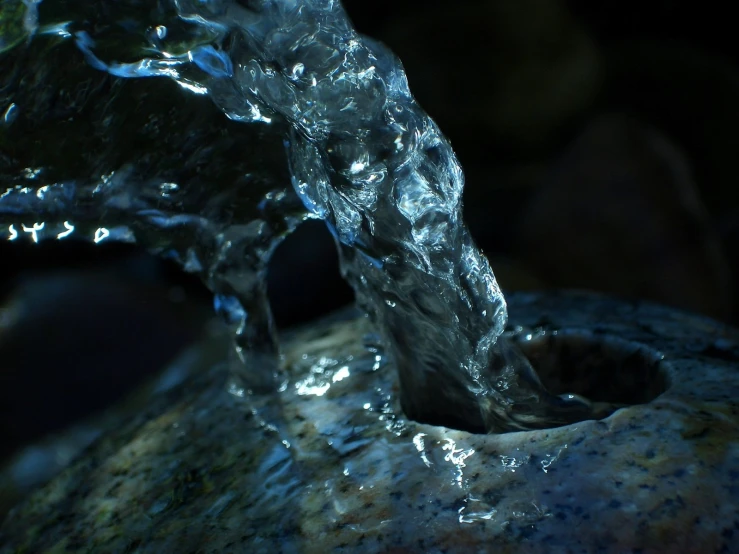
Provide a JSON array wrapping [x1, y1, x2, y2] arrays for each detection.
[[518, 114, 732, 321], [2, 291, 739, 553]]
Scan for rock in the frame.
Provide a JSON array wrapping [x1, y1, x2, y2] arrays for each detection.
[[0, 323, 229, 524], [0, 266, 208, 457], [0, 259, 214, 521], [2, 291, 739, 552], [602, 40, 739, 219], [517, 113, 733, 321], [602, 40, 739, 322]]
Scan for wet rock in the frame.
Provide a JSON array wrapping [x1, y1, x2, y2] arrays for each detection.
[[2, 291, 738, 553], [0, 254, 215, 521], [0, 266, 208, 455]]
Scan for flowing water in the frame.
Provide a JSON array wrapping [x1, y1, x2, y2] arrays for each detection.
[[0, 0, 605, 431]]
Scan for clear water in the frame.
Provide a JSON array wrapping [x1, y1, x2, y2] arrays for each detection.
[[0, 0, 600, 431]]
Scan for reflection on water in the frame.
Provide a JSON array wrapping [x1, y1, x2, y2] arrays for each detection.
[[0, 0, 603, 433]]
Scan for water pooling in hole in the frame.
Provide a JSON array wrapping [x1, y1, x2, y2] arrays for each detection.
[[0, 0, 613, 432]]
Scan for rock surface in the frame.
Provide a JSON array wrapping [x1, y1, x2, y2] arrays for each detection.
[[2, 291, 739, 553]]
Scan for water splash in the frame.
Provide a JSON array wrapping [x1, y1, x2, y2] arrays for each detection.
[[0, 0, 603, 431]]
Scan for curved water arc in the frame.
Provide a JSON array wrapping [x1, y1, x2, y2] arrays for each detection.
[[0, 0, 608, 431]]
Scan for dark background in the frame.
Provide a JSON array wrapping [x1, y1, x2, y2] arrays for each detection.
[[1, 0, 738, 478]]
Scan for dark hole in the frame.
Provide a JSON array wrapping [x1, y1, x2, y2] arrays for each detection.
[[267, 220, 355, 329], [400, 329, 671, 435], [513, 330, 670, 406]]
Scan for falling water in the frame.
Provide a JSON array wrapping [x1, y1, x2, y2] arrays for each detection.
[[0, 0, 603, 431]]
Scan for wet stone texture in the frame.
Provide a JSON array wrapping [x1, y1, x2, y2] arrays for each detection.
[[2, 291, 739, 553]]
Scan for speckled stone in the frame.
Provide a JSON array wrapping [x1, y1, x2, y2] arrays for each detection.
[[2, 291, 739, 553]]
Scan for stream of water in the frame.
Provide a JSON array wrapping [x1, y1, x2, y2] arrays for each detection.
[[0, 0, 604, 431]]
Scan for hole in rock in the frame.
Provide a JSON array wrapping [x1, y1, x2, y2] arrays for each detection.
[[267, 220, 354, 329], [515, 331, 670, 407], [401, 330, 671, 434]]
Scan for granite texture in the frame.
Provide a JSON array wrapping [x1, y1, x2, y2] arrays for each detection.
[[2, 291, 739, 553]]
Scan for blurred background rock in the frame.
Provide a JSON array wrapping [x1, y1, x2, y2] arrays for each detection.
[[2, 0, 738, 521]]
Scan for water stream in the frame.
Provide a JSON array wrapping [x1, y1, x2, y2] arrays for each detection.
[[0, 0, 607, 431]]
